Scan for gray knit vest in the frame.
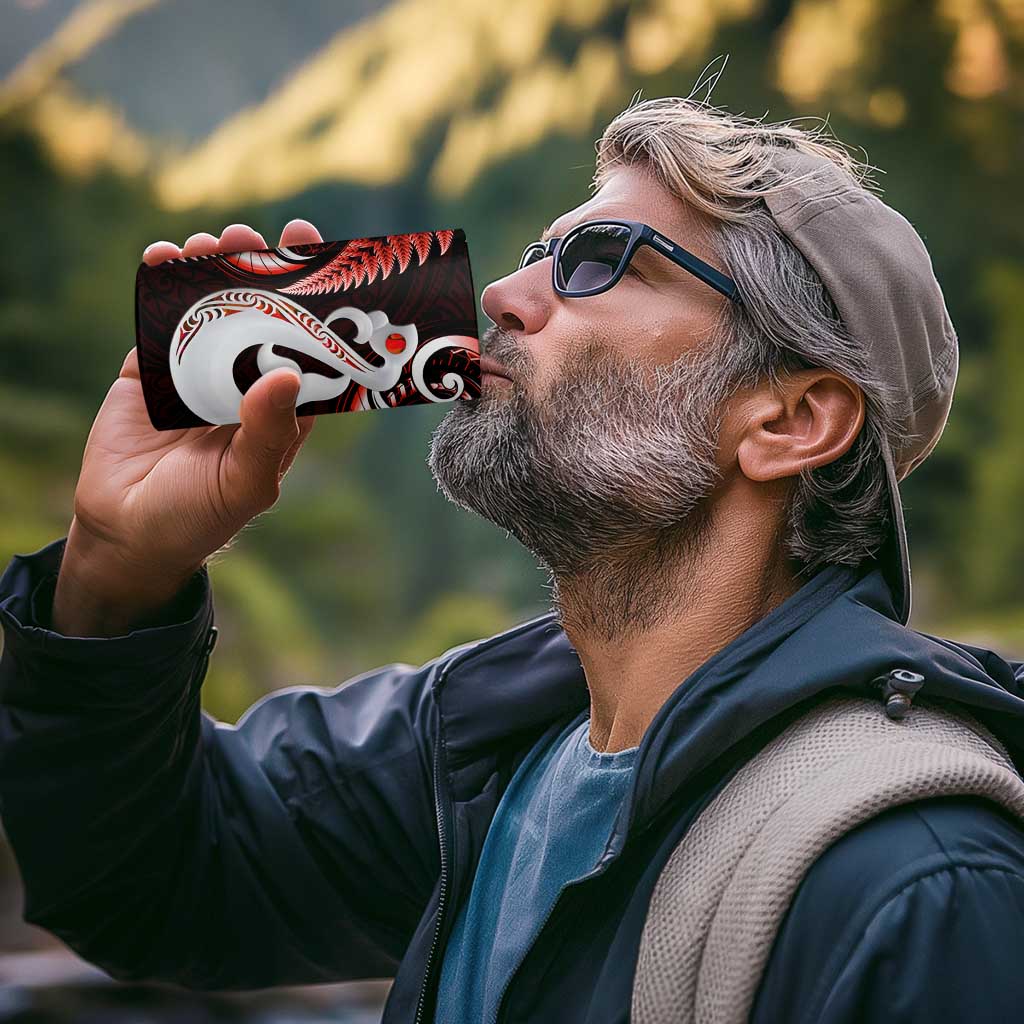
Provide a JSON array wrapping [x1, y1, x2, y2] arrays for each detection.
[[631, 693, 1024, 1024]]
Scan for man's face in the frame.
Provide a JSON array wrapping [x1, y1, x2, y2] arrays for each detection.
[[427, 163, 739, 590]]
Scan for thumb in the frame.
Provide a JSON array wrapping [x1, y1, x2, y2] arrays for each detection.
[[225, 369, 303, 513]]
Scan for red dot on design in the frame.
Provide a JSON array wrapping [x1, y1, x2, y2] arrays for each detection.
[[386, 332, 407, 354]]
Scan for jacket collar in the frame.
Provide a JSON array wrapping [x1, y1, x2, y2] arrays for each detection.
[[432, 556, 1024, 850]]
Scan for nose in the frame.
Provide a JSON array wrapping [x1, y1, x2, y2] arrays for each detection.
[[481, 264, 551, 335]]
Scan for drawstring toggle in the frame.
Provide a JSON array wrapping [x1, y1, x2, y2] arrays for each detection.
[[870, 668, 925, 720]]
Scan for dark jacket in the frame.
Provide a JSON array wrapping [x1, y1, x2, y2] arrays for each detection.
[[2, 535, 1024, 1023]]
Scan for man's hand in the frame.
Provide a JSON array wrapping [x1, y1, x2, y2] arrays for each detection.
[[52, 220, 324, 637]]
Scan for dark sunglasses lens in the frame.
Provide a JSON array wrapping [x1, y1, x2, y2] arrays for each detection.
[[556, 223, 631, 292], [519, 244, 547, 271]]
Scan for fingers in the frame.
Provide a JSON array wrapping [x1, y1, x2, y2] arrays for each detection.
[[279, 218, 323, 247], [182, 231, 220, 258], [226, 369, 303, 511], [140, 223, 263, 267], [142, 241, 182, 266], [219, 222, 268, 254], [142, 219, 321, 266]]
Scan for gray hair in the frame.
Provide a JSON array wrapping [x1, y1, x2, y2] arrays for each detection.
[[592, 93, 910, 576]]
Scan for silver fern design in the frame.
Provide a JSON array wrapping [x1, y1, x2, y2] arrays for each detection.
[[217, 230, 457, 295]]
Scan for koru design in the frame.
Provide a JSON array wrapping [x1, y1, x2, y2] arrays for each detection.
[[171, 290, 422, 425], [136, 229, 480, 429]]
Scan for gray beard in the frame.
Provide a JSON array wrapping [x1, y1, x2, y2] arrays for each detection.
[[427, 333, 739, 639]]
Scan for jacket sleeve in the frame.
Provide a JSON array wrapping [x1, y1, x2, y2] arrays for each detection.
[[0, 536, 442, 990], [751, 797, 1024, 1024]]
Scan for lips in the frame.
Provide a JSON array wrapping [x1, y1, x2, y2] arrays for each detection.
[[478, 355, 513, 382]]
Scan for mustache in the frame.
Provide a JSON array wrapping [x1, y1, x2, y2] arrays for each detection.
[[480, 325, 529, 373]]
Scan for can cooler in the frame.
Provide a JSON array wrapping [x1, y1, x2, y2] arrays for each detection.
[[134, 227, 480, 429]]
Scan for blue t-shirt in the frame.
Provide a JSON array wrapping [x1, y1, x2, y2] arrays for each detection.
[[434, 712, 639, 1023]]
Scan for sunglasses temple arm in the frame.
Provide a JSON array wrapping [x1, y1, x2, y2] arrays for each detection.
[[652, 237, 741, 302]]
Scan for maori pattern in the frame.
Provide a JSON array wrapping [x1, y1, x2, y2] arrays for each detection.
[[136, 228, 480, 429]]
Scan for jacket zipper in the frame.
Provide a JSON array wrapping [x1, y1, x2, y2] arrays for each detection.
[[409, 623, 555, 1024], [409, 618, 592, 1024], [414, 683, 453, 1024]]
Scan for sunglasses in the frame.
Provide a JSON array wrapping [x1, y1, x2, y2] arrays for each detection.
[[518, 218, 741, 303]]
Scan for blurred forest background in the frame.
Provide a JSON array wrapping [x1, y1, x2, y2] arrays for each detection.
[[0, 0, 1021, 1017]]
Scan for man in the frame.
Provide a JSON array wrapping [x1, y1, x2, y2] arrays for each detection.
[[2, 95, 1024, 1023]]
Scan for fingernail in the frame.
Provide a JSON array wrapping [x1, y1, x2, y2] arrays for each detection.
[[272, 372, 301, 410]]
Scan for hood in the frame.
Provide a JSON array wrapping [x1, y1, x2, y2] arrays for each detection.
[[433, 557, 1024, 862]]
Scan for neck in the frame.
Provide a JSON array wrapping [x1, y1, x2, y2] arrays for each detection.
[[551, 502, 802, 753]]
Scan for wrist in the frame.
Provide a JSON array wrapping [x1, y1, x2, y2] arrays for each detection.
[[52, 517, 205, 638]]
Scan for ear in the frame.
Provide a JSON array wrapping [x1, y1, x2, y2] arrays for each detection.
[[733, 370, 865, 483]]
